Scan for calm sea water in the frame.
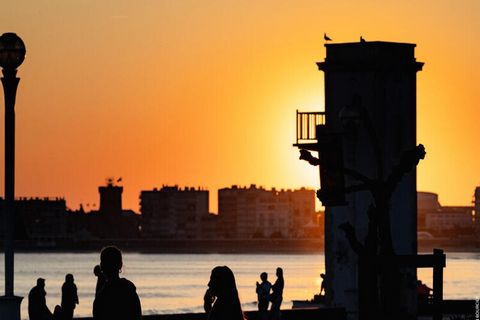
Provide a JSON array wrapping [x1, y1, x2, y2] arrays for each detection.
[[0, 252, 478, 319]]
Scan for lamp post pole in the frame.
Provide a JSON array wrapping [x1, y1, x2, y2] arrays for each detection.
[[0, 32, 25, 320]]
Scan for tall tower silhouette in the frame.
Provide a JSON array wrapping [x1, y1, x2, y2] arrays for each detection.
[[99, 179, 123, 216], [319, 41, 423, 318], [295, 41, 424, 319]]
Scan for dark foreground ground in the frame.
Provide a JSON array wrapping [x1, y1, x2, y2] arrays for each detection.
[[75, 301, 477, 320], [77, 308, 347, 320]]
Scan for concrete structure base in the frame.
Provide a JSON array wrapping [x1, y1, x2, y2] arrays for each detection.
[[0, 296, 23, 320]]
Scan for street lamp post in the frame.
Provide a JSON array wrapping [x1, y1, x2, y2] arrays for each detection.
[[0, 32, 26, 320]]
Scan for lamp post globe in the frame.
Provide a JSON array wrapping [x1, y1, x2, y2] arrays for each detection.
[[0, 33, 26, 71]]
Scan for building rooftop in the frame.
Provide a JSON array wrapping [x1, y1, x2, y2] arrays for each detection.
[[318, 40, 423, 71]]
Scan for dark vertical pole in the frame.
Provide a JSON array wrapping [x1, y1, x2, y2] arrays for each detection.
[[432, 249, 445, 320], [2, 68, 19, 297]]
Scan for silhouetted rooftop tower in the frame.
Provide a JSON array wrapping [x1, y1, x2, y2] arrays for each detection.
[[99, 178, 123, 216]]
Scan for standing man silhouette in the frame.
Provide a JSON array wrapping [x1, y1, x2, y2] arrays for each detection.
[[61, 274, 79, 320]]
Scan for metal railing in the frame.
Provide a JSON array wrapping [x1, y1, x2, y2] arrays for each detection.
[[296, 110, 325, 144]]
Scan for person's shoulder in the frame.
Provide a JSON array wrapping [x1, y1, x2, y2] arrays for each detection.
[[29, 286, 39, 294], [119, 278, 138, 292]]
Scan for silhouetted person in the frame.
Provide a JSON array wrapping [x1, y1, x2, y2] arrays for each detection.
[[93, 246, 142, 320], [324, 33, 332, 41], [61, 274, 79, 320], [207, 266, 245, 320], [417, 280, 432, 306], [28, 278, 52, 320], [94, 264, 106, 297], [52, 305, 63, 320], [270, 267, 284, 320], [256, 272, 271, 320], [320, 273, 326, 295]]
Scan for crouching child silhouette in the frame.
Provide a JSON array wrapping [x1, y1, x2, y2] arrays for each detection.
[[93, 246, 142, 320]]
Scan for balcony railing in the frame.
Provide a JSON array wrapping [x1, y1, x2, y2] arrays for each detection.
[[295, 110, 325, 145]]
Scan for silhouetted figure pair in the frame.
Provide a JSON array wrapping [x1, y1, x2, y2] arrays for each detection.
[[270, 267, 284, 320], [28, 278, 52, 320], [205, 266, 245, 320], [61, 274, 79, 320], [93, 246, 142, 320], [256, 272, 271, 320]]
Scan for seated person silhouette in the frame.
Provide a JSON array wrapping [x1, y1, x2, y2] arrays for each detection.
[[206, 266, 245, 320], [417, 280, 432, 305], [28, 278, 52, 320], [92, 246, 142, 320], [52, 305, 64, 320]]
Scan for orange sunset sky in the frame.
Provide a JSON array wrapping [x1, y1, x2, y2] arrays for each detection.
[[0, 1, 479, 213]]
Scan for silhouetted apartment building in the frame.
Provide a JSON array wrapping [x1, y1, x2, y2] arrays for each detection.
[[0, 197, 67, 241], [218, 185, 318, 239], [474, 187, 480, 235], [417, 192, 441, 230], [140, 186, 208, 239], [200, 213, 219, 239], [417, 191, 474, 236], [425, 206, 473, 233]]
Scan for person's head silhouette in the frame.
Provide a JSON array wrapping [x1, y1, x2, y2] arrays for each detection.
[[260, 272, 268, 282], [208, 266, 238, 300], [94, 265, 102, 277], [65, 273, 74, 283], [37, 278, 45, 289], [100, 246, 123, 280], [207, 266, 244, 320], [276, 267, 283, 278]]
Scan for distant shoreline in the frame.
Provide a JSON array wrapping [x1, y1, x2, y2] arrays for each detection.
[[1, 238, 479, 253]]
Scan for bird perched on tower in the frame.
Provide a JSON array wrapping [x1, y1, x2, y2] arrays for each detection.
[[324, 33, 332, 41]]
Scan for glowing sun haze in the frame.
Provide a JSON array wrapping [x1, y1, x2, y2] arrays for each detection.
[[0, 0, 478, 212]]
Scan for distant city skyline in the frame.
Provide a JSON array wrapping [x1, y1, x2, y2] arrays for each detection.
[[6, 180, 477, 214], [0, 1, 478, 213]]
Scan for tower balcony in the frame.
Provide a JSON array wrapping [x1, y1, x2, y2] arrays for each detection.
[[294, 110, 325, 150]]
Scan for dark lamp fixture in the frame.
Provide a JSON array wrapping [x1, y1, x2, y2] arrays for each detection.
[[0, 33, 26, 70]]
